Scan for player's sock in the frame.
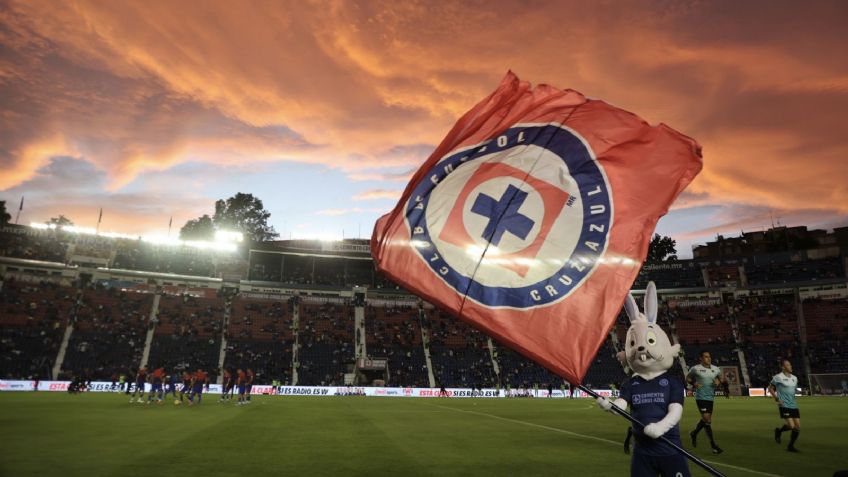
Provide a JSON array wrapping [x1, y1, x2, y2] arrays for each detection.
[[704, 423, 715, 445], [693, 420, 705, 435], [780, 424, 790, 432], [788, 429, 800, 450]]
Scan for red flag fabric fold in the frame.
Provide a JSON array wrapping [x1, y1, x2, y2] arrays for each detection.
[[372, 72, 701, 384]]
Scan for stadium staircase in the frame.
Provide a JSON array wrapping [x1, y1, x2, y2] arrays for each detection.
[[728, 313, 752, 387], [794, 290, 813, 390], [486, 337, 501, 384], [216, 295, 233, 384], [419, 306, 436, 388], [665, 315, 689, 374], [52, 324, 74, 379], [139, 293, 161, 368], [52, 290, 83, 379], [291, 296, 300, 385], [354, 298, 367, 361]]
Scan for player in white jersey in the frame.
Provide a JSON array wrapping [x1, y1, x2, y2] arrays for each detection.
[[686, 351, 725, 454], [768, 359, 801, 452]]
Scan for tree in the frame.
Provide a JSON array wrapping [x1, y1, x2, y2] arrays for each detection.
[[646, 234, 678, 262], [180, 214, 215, 240], [46, 215, 74, 227], [0, 201, 10, 225], [212, 193, 278, 242]]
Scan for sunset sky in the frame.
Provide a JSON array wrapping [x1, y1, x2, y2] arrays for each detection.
[[1, 0, 846, 257]]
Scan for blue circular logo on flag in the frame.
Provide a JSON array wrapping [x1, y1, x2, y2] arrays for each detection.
[[405, 123, 612, 308]]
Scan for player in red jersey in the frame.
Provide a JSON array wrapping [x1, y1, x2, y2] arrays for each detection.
[[178, 371, 192, 404], [236, 368, 247, 406], [188, 368, 207, 405], [245, 368, 255, 404], [147, 367, 166, 405], [219, 369, 232, 403]]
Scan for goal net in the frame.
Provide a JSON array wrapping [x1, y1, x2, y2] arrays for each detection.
[[809, 373, 848, 396]]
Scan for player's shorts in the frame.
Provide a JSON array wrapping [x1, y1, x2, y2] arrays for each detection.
[[631, 451, 691, 477], [192, 384, 204, 394], [151, 383, 163, 392], [779, 407, 800, 419], [135, 381, 146, 391], [238, 384, 246, 395], [246, 384, 253, 394], [696, 399, 714, 414]]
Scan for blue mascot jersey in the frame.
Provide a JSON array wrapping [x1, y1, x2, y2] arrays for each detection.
[[619, 371, 685, 456]]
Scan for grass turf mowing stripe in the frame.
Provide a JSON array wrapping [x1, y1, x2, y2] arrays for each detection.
[[423, 402, 784, 477]]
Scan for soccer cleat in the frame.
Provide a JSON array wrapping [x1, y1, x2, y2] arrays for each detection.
[[711, 445, 723, 454], [689, 431, 697, 448], [774, 428, 781, 444], [787, 446, 799, 453]]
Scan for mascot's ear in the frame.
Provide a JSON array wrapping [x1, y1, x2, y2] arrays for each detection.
[[624, 294, 640, 323], [644, 281, 658, 324]]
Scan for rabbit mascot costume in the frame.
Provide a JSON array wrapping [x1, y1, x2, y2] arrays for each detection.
[[598, 282, 690, 477]]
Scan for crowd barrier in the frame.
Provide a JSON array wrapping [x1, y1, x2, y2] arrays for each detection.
[[0, 380, 614, 398]]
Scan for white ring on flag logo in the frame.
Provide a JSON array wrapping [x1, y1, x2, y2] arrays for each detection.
[[405, 123, 613, 309]]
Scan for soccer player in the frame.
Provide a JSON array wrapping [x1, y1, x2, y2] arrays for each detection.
[[188, 368, 207, 406], [130, 366, 147, 403], [687, 351, 725, 454], [236, 368, 247, 405], [219, 369, 232, 403], [245, 368, 255, 403], [179, 370, 192, 403], [769, 359, 801, 452], [165, 370, 178, 402], [147, 366, 165, 404]]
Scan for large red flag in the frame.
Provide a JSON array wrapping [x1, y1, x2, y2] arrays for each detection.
[[372, 72, 701, 384]]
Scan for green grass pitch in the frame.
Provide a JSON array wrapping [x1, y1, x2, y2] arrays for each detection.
[[1, 393, 846, 476]]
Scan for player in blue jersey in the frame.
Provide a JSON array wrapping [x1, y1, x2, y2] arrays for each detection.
[[769, 359, 801, 452], [686, 351, 725, 454], [165, 370, 178, 402], [130, 366, 147, 403]]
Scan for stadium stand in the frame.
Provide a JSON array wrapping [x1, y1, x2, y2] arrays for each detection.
[[61, 286, 153, 380], [147, 293, 226, 381], [0, 279, 76, 379], [2, 223, 848, 393]]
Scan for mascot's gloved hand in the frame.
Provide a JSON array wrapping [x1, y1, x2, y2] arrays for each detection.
[[597, 397, 627, 413], [643, 403, 683, 439]]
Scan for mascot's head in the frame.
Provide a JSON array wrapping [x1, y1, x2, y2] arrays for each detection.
[[623, 281, 680, 380]]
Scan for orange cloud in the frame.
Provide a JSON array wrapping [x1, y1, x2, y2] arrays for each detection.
[[352, 189, 402, 201], [1, 0, 846, 233]]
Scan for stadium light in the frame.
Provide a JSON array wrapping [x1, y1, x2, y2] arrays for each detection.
[[215, 230, 243, 243], [26, 222, 239, 253]]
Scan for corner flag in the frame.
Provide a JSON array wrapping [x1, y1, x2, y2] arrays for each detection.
[[371, 72, 702, 384]]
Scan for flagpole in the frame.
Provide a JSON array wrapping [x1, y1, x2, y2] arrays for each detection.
[[577, 385, 725, 477], [14, 196, 23, 225]]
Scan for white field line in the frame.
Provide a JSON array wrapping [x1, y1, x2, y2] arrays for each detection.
[[423, 403, 783, 477]]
